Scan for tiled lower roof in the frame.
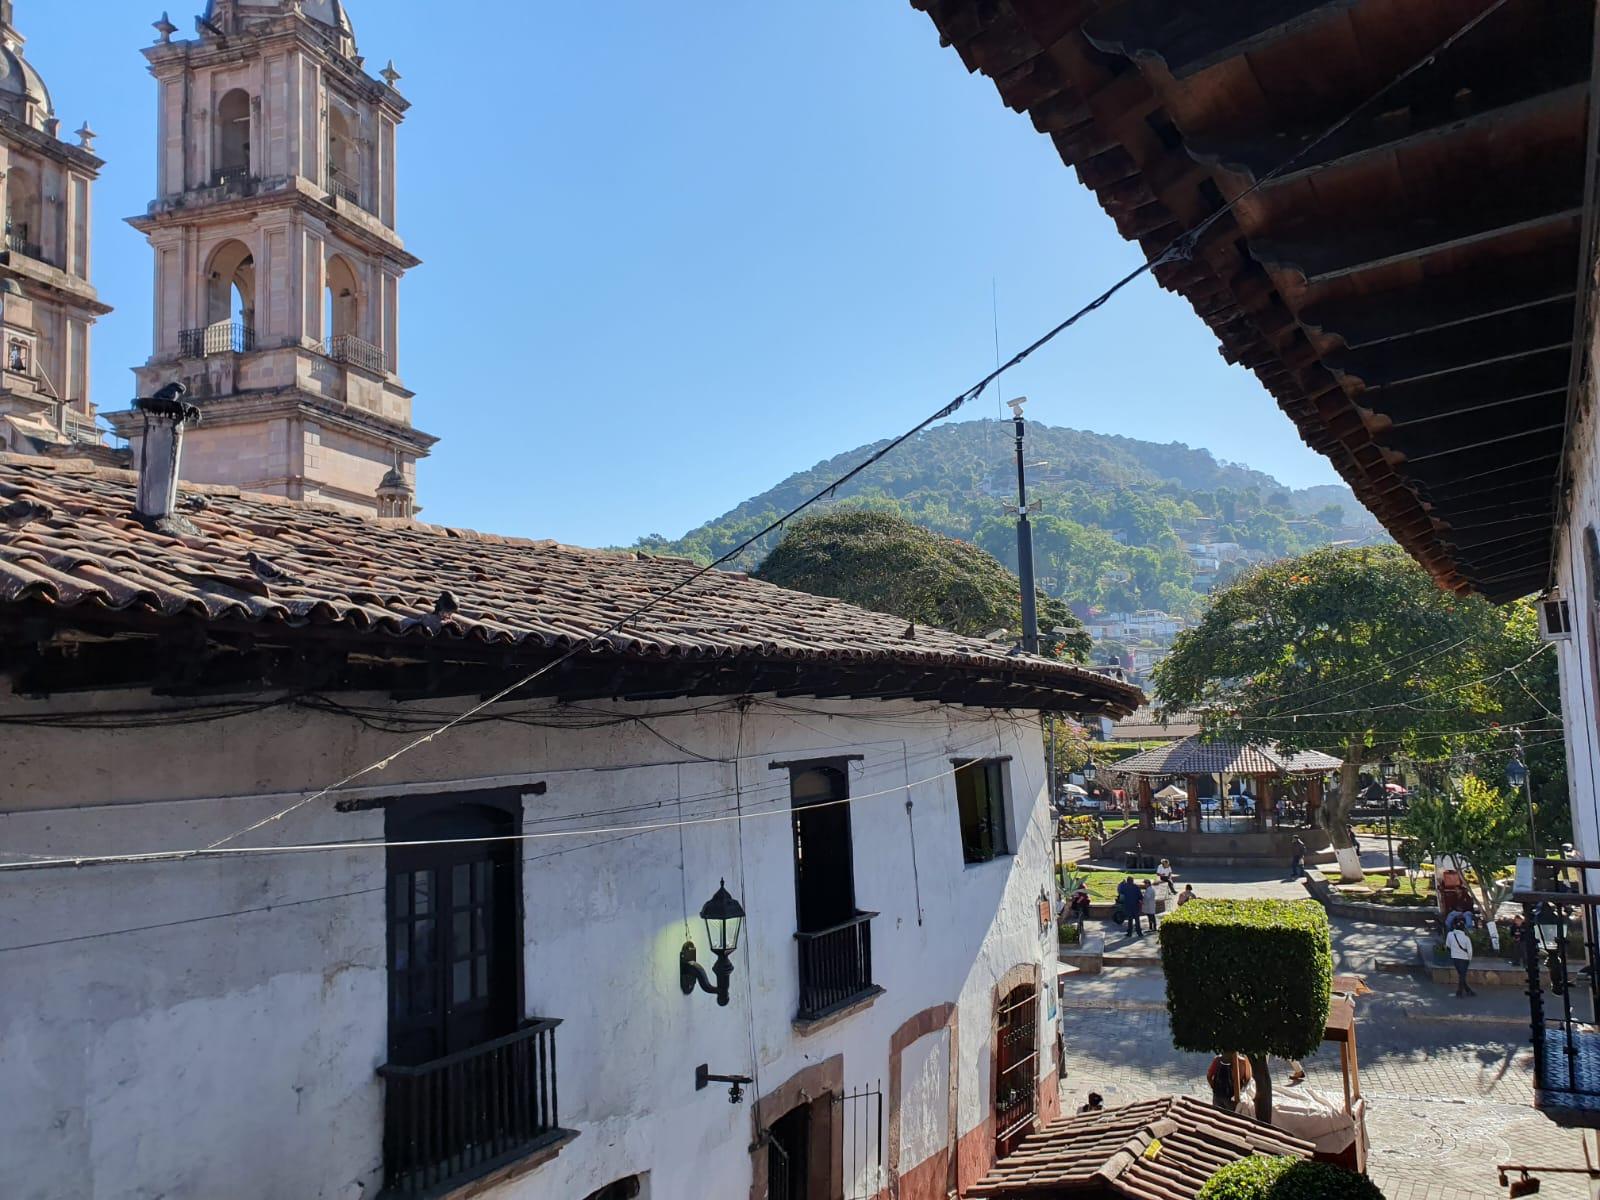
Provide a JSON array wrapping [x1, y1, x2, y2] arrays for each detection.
[[1107, 737, 1342, 778], [0, 456, 1144, 714], [968, 1096, 1313, 1199]]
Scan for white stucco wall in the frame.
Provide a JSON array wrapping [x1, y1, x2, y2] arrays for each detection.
[[0, 691, 1062, 1199], [1549, 327, 1600, 872]]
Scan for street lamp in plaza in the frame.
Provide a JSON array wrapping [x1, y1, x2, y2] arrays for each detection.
[[1506, 747, 1539, 856], [1379, 755, 1399, 885]]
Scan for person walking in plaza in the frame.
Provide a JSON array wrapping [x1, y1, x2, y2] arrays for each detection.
[[1177, 882, 1196, 907], [1156, 858, 1176, 894], [1141, 879, 1159, 933], [1289, 835, 1307, 880], [1116, 876, 1143, 938], [1206, 1054, 1251, 1111], [1447, 922, 1477, 997]]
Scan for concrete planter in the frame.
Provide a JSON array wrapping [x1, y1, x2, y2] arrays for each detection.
[[1059, 936, 1105, 975], [1302, 876, 1435, 928], [1415, 937, 1552, 987]]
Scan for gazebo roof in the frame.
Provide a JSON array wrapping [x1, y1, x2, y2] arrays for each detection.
[[1107, 737, 1341, 779]]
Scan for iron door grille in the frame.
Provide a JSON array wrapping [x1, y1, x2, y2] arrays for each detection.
[[995, 985, 1039, 1157], [838, 1083, 884, 1200]]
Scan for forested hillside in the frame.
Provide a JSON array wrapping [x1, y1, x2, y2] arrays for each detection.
[[633, 421, 1382, 619]]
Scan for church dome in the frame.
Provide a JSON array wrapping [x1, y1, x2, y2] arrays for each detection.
[[0, 32, 53, 133]]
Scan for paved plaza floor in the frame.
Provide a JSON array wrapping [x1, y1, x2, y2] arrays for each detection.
[[1055, 859, 1595, 1200]]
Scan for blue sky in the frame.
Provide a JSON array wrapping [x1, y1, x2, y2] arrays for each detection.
[[26, 0, 1342, 547]]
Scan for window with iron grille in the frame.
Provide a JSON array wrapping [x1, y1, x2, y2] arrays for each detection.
[[955, 758, 1011, 864]]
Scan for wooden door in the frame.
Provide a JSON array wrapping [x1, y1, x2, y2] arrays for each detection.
[[387, 804, 519, 1066]]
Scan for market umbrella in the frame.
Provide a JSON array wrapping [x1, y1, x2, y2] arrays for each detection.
[[1154, 784, 1188, 802]]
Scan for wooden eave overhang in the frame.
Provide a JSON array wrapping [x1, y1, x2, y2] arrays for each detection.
[[913, 0, 1596, 602]]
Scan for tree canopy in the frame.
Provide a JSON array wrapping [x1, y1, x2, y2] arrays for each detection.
[[754, 509, 1091, 659], [1400, 776, 1526, 920], [1151, 546, 1560, 866]]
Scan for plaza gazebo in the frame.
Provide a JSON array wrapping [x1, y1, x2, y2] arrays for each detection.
[[1102, 737, 1342, 864]]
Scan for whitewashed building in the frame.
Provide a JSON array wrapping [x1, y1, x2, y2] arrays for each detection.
[[0, 452, 1139, 1200]]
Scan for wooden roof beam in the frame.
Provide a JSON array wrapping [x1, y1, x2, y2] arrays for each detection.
[[1300, 246, 1579, 348], [1324, 297, 1576, 388], [1360, 347, 1571, 425], [1082, 0, 1358, 81], [1253, 199, 1583, 285], [1192, 81, 1588, 189]]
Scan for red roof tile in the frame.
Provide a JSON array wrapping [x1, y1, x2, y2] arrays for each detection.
[[969, 1096, 1313, 1199], [0, 456, 1144, 714]]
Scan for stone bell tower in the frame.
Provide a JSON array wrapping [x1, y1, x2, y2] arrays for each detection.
[[107, 0, 435, 514], [0, 1, 113, 459]]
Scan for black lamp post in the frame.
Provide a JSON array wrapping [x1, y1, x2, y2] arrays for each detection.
[[1507, 749, 1539, 856], [681, 880, 746, 1006], [1380, 755, 1398, 885]]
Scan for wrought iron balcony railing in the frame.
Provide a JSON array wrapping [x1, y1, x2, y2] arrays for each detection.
[[179, 323, 255, 358], [377, 1018, 570, 1197], [210, 165, 255, 193], [1514, 856, 1600, 1127], [795, 910, 879, 1022], [327, 162, 361, 207], [325, 333, 386, 374], [5, 230, 41, 260]]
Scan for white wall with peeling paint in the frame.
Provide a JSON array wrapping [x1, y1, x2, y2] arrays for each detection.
[[0, 693, 1062, 1199]]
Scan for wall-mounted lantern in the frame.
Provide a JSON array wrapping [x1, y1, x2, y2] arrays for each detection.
[[680, 879, 746, 1006]]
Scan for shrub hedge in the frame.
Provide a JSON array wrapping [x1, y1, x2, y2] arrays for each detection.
[[1159, 899, 1332, 1060], [1198, 1156, 1386, 1199]]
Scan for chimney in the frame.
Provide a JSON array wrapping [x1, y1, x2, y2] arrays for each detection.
[[133, 383, 200, 525]]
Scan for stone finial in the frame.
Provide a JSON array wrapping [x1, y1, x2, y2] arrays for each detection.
[[376, 459, 414, 519], [75, 122, 97, 152], [380, 60, 402, 87], [153, 11, 177, 43]]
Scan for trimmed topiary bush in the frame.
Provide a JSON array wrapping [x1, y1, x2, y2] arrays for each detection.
[[1269, 1161, 1386, 1199], [1199, 1156, 1386, 1200], [1159, 899, 1333, 1120], [1198, 1155, 1292, 1199]]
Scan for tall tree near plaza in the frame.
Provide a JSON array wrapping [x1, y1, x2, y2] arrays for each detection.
[[1152, 546, 1559, 880], [755, 508, 1091, 658], [1399, 778, 1529, 923]]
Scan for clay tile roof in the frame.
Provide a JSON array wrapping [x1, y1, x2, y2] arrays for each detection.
[[0, 456, 1145, 715], [1280, 748, 1343, 774], [968, 1096, 1314, 1199], [1107, 737, 1341, 778]]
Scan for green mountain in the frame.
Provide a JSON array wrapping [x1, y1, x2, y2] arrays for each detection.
[[632, 420, 1383, 621]]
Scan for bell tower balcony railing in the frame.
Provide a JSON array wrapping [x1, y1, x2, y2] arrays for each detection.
[[327, 162, 363, 209], [325, 333, 386, 374], [1513, 855, 1600, 1126], [179, 323, 256, 358]]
